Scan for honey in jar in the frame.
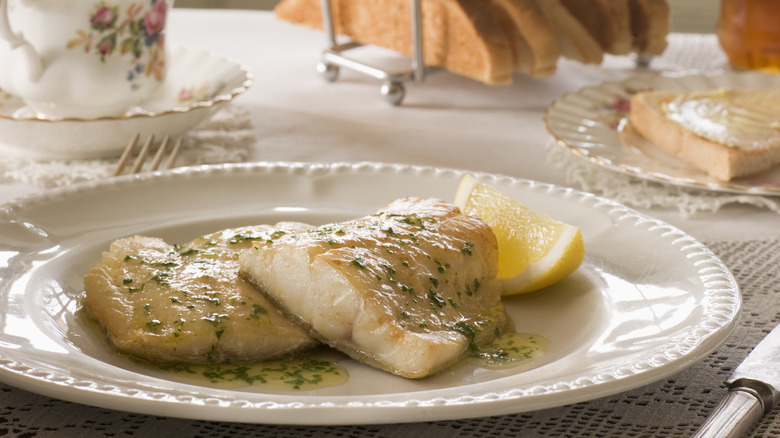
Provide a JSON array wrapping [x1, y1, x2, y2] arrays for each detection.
[[717, 0, 780, 72]]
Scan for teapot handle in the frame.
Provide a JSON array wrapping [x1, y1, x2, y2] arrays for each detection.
[[0, 0, 44, 82]]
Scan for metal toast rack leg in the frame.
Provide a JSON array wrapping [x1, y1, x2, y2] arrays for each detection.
[[317, 0, 434, 105]]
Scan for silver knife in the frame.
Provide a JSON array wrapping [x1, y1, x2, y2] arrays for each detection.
[[693, 324, 780, 437]]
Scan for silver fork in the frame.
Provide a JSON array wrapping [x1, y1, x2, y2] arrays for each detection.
[[113, 134, 182, 176]]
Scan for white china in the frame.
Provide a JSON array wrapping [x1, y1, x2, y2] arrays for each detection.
[[0, 162, 740, 425], [0, 0, 173, 118], [0, 44, 251, 159], [545, 70, 780, 196]]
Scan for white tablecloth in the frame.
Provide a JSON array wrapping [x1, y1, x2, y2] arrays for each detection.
[[1, 8, 780, 437], [3, 9, 779, 241]]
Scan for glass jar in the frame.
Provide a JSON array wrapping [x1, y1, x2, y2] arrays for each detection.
[[717, 0, 780, 72]]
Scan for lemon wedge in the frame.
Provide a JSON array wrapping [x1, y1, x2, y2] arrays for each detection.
[[453, 174, 585, 295]]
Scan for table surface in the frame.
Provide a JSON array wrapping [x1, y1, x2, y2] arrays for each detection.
[[2, 9, 779, 242], [1, 8, 780, 437]]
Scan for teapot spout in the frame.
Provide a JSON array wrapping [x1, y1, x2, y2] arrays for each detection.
[[0, 0, 44, 82]]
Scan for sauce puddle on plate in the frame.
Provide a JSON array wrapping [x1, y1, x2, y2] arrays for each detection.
[[152, 348, 349, 391], [466, 331, 548, 370], [148, 330, 547, 390], [92, 314, 547, 391]]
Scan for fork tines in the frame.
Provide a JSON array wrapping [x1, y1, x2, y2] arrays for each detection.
[[113, 134, 182, 177]]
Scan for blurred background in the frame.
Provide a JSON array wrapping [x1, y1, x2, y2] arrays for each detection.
[[175, 0, 720, 34]]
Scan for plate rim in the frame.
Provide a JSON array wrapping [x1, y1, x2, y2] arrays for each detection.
[[0, 161, 742, 425]]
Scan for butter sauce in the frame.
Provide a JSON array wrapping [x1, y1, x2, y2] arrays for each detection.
[[662, 88, 780, 151], [84, 306, 544, 391], [147, 331, 546, 390], [466, 331, 547, 370], [156, 349, 349, 391]]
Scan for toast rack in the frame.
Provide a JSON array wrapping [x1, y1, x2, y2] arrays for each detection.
[[316, 0, 654, 106], [317, 0, 433, 105]]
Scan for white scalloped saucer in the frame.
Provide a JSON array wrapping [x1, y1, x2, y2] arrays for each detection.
[[0, 45, 252, 159]]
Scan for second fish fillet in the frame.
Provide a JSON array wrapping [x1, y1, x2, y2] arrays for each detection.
[[240, 197, 507, 379]]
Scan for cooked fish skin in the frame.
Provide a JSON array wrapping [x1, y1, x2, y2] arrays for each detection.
[[82, 223, 319, 364], [240, 198, 507, 379]]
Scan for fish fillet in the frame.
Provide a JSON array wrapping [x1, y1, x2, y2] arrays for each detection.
[[83, 223, 319, 364], [239, 198, 507, 379]]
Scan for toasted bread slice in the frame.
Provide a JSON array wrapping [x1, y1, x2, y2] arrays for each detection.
[[441, 0, 514, 84], [630, 89, 780, 181], [335, 0, 448, 67], [607, 0, 633, 55], [493, 0, 559, 77], [628, 0, 670, 55], [275, 0, 513, 85], [531, 0, 603, 65], [560, 0, 632, 55], [275, 0, 341, 31]]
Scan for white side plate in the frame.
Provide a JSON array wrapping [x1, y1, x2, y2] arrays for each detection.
[[545, 70, 780, 195]]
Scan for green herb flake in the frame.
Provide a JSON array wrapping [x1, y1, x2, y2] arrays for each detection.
[[452, 321, 478, 350], [146, 319, 161, 332], [270, 230, 288, 240], [250, 304, 267, 319], [382, 264, 396, 278], [202, 313, 229, 326], [151, 272, 171, 286], [428, 289, 446, 308]]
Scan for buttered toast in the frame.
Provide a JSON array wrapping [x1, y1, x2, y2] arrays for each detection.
[[629, 88, 780, 181]]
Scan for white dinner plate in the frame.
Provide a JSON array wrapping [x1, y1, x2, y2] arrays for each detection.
[[0, 162, 740, 425], [0, 45, 252, 159], [544, 70, 780, 196]]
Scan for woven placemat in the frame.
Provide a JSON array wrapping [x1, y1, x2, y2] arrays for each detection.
[[1, 238, 778, 437]]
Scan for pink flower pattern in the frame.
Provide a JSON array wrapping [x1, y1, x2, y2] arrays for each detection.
[[143, 1, 167, 35], [177, 82, 211, 103], [593, 88, 645, 129], [66, 1, 167, 90], [90, 6, 118, 31]]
